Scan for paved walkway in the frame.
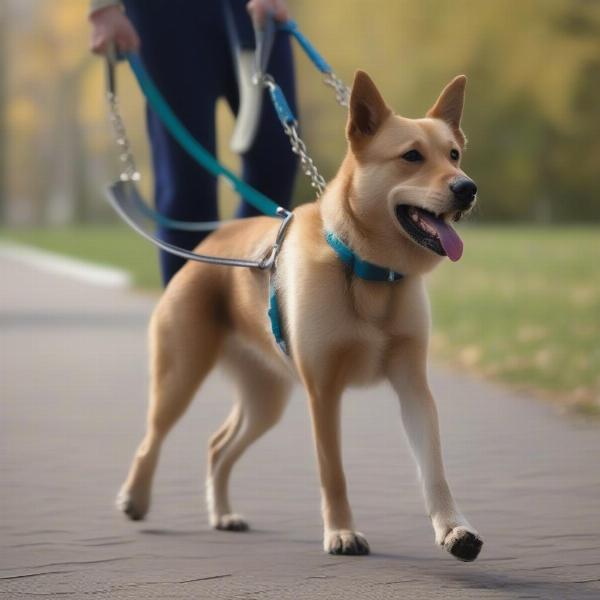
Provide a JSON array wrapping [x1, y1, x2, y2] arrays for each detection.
[[1, 254, 599, 599]]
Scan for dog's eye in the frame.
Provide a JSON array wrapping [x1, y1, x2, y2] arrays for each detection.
[[450, 149, 460, 161], [401, 150, 424, 163]]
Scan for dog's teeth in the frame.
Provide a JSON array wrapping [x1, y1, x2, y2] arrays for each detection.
[[411, 212, 418, 222]]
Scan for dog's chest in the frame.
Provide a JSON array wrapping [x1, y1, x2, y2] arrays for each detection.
[[349, 277, 428, 338], [350, 279, 395, 325], [327, 279, 428, 385]]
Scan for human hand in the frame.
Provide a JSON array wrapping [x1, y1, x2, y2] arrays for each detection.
[[246, 0, 290, 27], [89, 5, 140, 55]]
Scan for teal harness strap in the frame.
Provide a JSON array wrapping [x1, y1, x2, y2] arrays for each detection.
[[268, 282, 288, 355], [325, 231, 404, 283]]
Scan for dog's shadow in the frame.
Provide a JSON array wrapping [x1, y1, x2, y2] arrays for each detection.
[[433, 569, 582, 598], [370, 551, 587, 598], [140, 528, 202, 537], [139, 527, 273, 537]]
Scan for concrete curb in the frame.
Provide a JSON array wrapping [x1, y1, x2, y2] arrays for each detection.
[[0, 241, 131, 289]]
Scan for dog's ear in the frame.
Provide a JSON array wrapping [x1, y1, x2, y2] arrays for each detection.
[[427, 75, 467, 145], [347, 70, 392, 145]]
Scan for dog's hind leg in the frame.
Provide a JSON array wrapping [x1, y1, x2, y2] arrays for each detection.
[[116, 293, 224, 521], [386, 340, 483, 562], [206, 362, 290, 531]]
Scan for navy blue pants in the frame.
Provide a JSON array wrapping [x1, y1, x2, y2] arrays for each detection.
[[123, 1, 298, 285]]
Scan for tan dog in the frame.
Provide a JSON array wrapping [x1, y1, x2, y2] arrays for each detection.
[[116, 71, 483, 561]]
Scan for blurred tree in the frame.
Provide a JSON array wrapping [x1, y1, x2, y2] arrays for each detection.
[[38, 1, 96, 223], [5, 0, 121, 225], [292, 0, 600, 222], [550, 0, 600, 221], [0, 2, 7, 223]]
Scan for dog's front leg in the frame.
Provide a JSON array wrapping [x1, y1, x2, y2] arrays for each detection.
[[303, 377, 370, 556], [387, 342, 483, 562]]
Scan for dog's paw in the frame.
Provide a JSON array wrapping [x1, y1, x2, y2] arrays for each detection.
[[324, 530, 370, 556], [116, 488, 148, 521], [213, 514, 249, 532], [441, 526, 483, 562]]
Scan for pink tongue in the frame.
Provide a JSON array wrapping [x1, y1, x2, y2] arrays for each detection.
[[419, 212, 464, 262]]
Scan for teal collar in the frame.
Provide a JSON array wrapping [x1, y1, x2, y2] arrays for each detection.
[[325, 231, 404, 283]]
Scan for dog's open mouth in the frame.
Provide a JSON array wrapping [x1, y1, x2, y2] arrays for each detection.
[[395, 205, 464, 262]]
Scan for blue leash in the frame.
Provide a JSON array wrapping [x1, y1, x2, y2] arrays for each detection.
[[279, 20, 332, 74]]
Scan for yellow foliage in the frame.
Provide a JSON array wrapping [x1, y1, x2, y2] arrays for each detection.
[[40, 0, 88, 71], [7, 95, 40, 132]]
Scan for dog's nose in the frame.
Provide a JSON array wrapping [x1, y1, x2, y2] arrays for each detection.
[[449, 177, 477, 209]]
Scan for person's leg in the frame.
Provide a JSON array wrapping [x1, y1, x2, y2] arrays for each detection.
[[230, 29, 299, 217], [123, 1, 228, 285], [146, 109, 217, 284]]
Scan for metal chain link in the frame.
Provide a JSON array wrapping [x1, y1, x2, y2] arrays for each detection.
[[106, 90, 141, 183], [283, 121, 327, 196], [277, 70, 349, 197], [280, 70, 350, 195], [323, 71, 351, 108]]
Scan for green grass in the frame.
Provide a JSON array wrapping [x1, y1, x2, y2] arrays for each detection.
[[2, 225, 599, 411], [428, 226, 600, 412]]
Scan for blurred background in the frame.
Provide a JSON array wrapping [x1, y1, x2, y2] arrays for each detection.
[[0, 0, 598, 411]]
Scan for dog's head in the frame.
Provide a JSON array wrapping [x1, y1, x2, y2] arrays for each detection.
[[330, 71, 477, 273]]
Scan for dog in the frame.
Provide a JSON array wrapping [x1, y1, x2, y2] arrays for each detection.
[[116, 70, 483, 562]]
